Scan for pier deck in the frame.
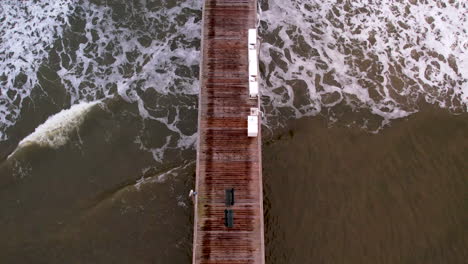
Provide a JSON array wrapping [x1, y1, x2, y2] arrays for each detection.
[[192, 0, 265, 263]]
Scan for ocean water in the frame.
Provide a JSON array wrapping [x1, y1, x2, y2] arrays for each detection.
[[0, 0, 467, 263], [259, 0, 467, 131]]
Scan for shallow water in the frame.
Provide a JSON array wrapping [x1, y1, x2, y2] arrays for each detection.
[[263, 108, 468, 263], [0, 96, 195, 263], [0, 0, 467, 263]]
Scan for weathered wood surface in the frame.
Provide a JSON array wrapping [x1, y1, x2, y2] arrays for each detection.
[[193, 0, 264, 263]]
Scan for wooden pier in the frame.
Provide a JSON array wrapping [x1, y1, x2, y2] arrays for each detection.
[[192, 0, 265, 263]]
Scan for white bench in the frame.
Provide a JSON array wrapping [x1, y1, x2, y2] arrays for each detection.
[[248, 28, 257, 50], [248, 49, 258, 77], [249, 76, 259, 98], [248, 28, 259, 99], [248, 108, 260, 137]]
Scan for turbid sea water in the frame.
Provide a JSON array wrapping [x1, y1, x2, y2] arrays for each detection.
[[0, 0, 467, 263]]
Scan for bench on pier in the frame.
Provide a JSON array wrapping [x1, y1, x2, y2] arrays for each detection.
[[225, 188, 235, 206], [224, 209, 234, 228]]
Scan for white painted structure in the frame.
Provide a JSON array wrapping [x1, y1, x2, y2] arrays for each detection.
[[249, 76, 259, 98], [248, 29, 257, 50], [248, 108, 260, 137], [248, 49, 258, 77], [248, 28, 259, 99], [247, 115, 258, 137], [247, 28, 260, 135]]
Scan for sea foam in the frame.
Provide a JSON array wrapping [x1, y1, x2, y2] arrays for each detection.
[[0, 0, 73, 140], [2, 0, 202, 162], [40, 0, 202, 154], [259, 0, 468, 127], [1, 0, 202, 144]]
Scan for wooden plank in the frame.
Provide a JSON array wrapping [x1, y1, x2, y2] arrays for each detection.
[[193, 0, 265, 263]]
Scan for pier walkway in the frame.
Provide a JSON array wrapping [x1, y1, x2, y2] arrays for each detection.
[[192, 0, 265, 263]]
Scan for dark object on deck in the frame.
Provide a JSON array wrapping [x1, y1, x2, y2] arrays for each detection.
[[224, 209, 234, 228], [225, 188, 235, 206]]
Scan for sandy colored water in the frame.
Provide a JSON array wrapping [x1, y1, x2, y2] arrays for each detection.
[[263, 107, 468, 264]]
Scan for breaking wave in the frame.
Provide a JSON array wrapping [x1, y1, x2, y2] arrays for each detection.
[[1, 0, 202, 163], [8, 101, 100, 158]]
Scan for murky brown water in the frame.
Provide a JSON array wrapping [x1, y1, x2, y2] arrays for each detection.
[[0, 97, 195, 263], [1, 106, 467, 263], [263, 107, 468, 263]]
